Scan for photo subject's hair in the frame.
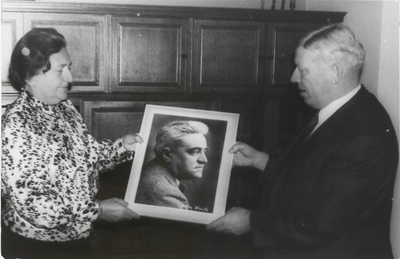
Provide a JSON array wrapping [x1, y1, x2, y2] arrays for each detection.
[[153, 121, 209, 158]]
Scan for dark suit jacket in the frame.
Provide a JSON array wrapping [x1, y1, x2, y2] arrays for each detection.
[[135, 158, 190, 209], [250, 86, 399, 259]]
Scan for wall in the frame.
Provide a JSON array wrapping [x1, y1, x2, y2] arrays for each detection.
[[307, 0, 400, 258], [378, 4, 400, 258]]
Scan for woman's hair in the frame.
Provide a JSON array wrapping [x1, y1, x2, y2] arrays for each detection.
[[8, 28, 66, 91], [154, 121, 209, 158]]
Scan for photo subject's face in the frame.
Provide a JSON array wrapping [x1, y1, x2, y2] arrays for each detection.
[[169, 133, 208, 181]]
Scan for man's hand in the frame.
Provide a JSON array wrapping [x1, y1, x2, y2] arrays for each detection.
[[122, 134, 143, 152], [100, 198, 140, 222], [206, 207, 251, 236], [229, 142, 269, 171]]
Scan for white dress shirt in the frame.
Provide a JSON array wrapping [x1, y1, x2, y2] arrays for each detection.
[[311, 84, 361, 134]]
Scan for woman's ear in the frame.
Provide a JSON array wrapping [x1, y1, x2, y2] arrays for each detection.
[[162, 148, 172, 163], [25, 76, 35, 88]]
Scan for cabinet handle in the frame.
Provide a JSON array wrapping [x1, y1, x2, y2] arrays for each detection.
[[182, 54, 188, 59]]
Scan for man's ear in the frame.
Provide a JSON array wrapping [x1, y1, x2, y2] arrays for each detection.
[[162, 148, 172, 163], [331, 62, 343, 85]]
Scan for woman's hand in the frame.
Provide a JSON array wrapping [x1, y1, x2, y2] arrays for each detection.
[[229, 142, 269, 171], [122, 134, 143, 152], [99, 198, 140, 222]]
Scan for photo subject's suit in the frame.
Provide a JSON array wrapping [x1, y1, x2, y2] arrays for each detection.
[[135, 158, 190, 209], [250, 86, 399, 259]]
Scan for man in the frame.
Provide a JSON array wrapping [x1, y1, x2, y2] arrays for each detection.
[[136, 120, 209, 209], [206, 24, 399, 259]]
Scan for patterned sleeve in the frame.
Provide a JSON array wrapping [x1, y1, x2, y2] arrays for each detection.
[[68, 103, 134, 174], [94, 137, 134, 173], [1, 115, 100, 230]]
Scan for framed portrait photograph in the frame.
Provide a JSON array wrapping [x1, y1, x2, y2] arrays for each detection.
[[124, 105, 239, 224]]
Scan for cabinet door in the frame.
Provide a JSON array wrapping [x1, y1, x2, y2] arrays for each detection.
[[83, 101, 208, 141], [24, 13, 108, 93], [193, 20, 265, 93], [2, 13, 23, 94], [111, 17, 189, 93], [267, 22, 324, 87]]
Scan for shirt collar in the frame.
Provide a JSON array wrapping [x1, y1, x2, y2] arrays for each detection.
[[21, 88, 66, 115], [316, 84, 361, 129]]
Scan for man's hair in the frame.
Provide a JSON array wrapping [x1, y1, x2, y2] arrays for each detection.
[[299, 24, 365, 77], [154, 121, 209, 158], [8, 28, 67, 91]]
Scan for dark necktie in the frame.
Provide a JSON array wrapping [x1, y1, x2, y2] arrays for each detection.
[[178, 183, 186, 193], [304, 112, 319, 141]]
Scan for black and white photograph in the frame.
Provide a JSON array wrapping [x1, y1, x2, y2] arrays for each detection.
[[124, 105, 239, 224], [1, 0, 399, 259]]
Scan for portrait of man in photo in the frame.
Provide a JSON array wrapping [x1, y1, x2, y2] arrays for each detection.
[[135, 115, 227, 213]]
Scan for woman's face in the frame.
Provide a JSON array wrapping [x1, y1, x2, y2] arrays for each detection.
[[27, 48, 73, 105]]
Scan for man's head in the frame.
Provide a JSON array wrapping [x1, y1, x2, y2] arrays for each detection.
[[291, 24, 365, 109], [154, 121, 209, 181]]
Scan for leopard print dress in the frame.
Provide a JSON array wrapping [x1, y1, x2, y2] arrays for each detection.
[[1, 89, 133, 241]]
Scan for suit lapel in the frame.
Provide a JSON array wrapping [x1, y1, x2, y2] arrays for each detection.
[[302, 86, 368, 146]]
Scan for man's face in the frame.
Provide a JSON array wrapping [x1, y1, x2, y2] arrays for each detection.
[[28, 48, 73, 105], [290, 46, 332, 109], [168, 133, 208, 181]]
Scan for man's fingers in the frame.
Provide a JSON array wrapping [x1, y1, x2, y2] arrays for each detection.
[[126, 209, 140, 220], [228, 142, 243, 153], [206, 217, 225, 231]]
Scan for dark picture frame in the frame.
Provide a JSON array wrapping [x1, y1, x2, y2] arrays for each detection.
[[124, 105, 239, 224]]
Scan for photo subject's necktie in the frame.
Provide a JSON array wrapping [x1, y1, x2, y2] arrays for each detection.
[[179, 183, 186, 193]]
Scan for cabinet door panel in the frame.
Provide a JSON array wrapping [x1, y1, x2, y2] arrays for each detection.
[[2, 13, 23, 93], [267, 23, 323, 86], [83, 101, 208, 141], [111, 17, 189, 93], [24, 13, 108, 92], [193, 20, 265, 93]]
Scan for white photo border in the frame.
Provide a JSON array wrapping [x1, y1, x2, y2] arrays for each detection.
[[124, 104, 239, 224]]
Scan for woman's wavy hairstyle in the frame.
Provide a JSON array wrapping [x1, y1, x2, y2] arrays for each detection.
[[8, 28, 66, 91]]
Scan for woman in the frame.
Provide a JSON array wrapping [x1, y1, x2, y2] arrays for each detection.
[[2, 28, 142, 259]]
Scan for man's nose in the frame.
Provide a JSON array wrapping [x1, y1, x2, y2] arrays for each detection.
[[198, 152, 208, 163], [291, 67, 300, 83]]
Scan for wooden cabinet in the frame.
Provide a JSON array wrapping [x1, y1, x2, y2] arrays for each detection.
[[82, 100, 209, 140], [25, 13, 109, 93], [192, 20, 265, 93], [111, 17, 189, 93], [267, 22, 324, 86], [1, 12, 108, 95], [1, 12, 23, 94], [1, 2, 345, 258]]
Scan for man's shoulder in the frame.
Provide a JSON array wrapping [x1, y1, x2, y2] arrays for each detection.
[[141, 160, 176, 185]]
